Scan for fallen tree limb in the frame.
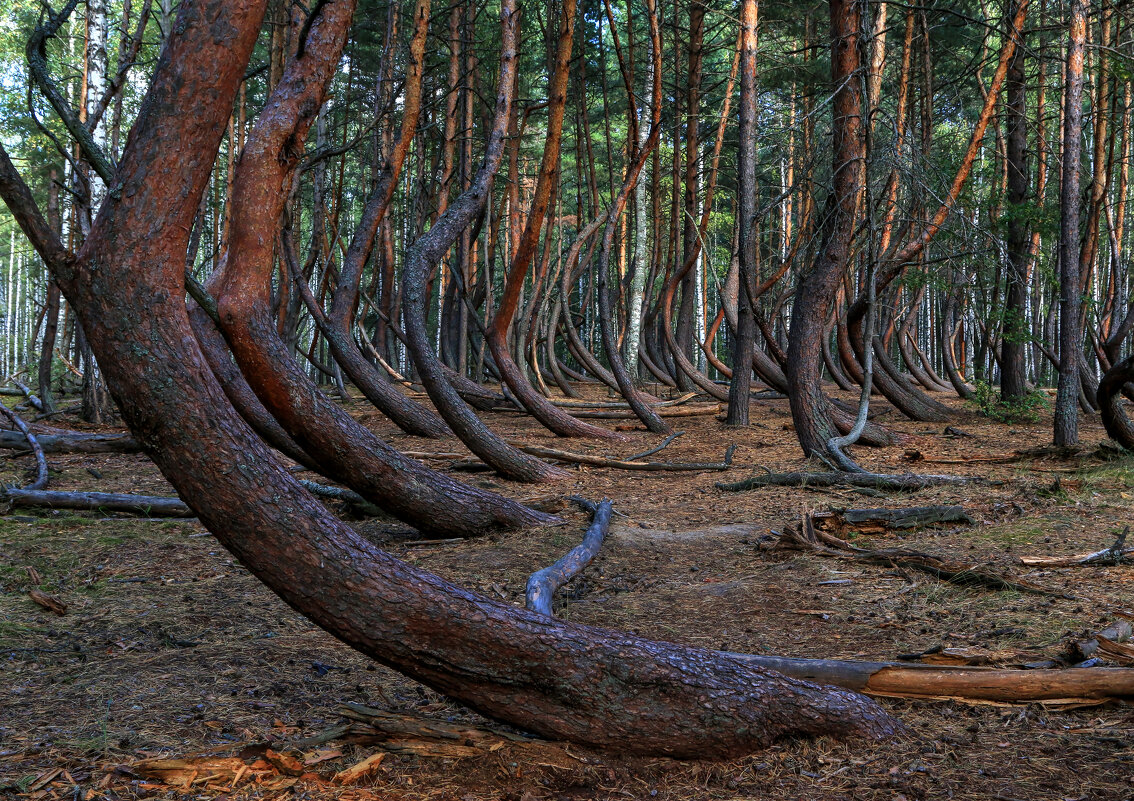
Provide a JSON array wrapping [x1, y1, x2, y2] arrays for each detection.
[[624, 430, 685, 461], [3, 378, 44, 412], [717, 470, 975, 493], [3, 489, 194, 517], [336, 703, 554, 760], [1019, 527, 1132, 567], [526, 498, 612, 616], [514, 443, 736, 472], [777, 513, 1072, 598], [568, 403, 721, 419], [726, 652, 1134, 704], [0, 406, 48, 490], [0, 429, 140, 454], [548, 392, 698, 410]]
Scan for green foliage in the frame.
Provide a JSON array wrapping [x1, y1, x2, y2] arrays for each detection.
[[967, 380, 1049, 424]]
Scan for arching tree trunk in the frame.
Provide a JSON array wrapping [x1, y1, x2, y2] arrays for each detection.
[[485, 0, 618, 441], [314, 0, 449, 439], [204, 0, 549, 533], [1, 0, 901, 757], [400, 9, 568, 483], [595, 0, 669, 434]]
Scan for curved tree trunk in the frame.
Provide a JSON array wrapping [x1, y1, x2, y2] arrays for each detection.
[[1, 0, 901, 757], [400, 21, 567, 483], [204, 0, 551, 533], [485, 0, 619, 441], [594, 1, 668, 434], [1100, 354, 1134, 449], [188, 301, 319, 472]]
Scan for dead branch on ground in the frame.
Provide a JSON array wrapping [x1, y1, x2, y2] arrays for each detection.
[[776, 512, 1073, 598], [0, 405, 48, 490], [526, 498, 612, 616]]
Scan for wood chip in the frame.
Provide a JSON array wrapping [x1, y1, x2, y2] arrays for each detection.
[[264, 749, 304, 776], [333, 752, 386, 785]]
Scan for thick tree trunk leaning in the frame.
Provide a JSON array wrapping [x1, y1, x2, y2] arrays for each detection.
[[0, 0, 902, 757]]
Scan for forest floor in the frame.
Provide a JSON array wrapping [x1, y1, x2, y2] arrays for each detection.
[[2, 383, 1134, 800]]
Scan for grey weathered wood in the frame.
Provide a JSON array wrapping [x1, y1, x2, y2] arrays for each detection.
[[717, 471, 974, 493], [526, 499, 612, 616], [0, 429, 140, 454], [4, 489, 194, 517], [0, 407, 48, 490], [838, 505, 974, 529]]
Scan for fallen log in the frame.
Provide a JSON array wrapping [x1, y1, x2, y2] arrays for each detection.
[[568, 403, 721, 419], [3, 489, 194, 517], [0, 406, 48, 490], [813, 505, 974, 534], [726, 652, 1134, 704], [717, 470, 975, 493], [339, 702, 540, 756], [548, 392, 698, 410], [526, 499, 612, 616], [777, 513, 1071, 597], [0, 429, 140, 454], [514, 443, 736, 472]]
